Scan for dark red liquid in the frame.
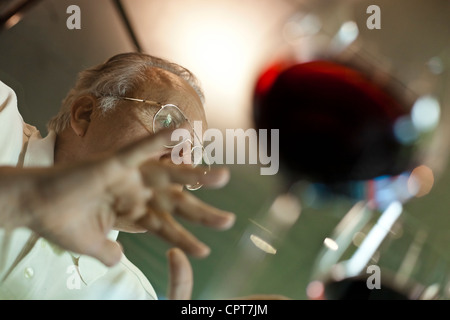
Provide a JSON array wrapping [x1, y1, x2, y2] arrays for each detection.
[[253, 60, 414, 185]]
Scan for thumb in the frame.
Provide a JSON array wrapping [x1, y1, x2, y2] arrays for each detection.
[[88, 239, 123, 267], [167, 248, 193, 300]]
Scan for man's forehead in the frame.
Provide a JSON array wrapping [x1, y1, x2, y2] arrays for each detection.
[[131, 67, 207, 130], [141, 67, 202, 104]]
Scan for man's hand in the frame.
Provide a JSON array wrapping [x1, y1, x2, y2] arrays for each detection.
[[1, 130, 235, 266], [134, 162, 235, 258], [2, 131, 175, 266]]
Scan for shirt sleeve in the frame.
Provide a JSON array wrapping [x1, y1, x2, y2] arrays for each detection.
[[0, 80, 25, 166]]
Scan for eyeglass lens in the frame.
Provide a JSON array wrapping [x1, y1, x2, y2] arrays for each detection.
[[153, 104, 211, 191]]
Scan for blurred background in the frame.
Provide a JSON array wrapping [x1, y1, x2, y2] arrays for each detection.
[[1, 0, 449, 299]]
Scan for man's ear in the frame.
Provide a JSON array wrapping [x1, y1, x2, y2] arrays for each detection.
[[70, 95, 96, 137]]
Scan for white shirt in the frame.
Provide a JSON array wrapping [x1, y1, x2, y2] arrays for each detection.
[[0, 80, 157, 300]]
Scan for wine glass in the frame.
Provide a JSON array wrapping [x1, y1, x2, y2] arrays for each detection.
[[195, 0, 449, 300], [252, 0, 450, 300], [307, 199, 450, 300]]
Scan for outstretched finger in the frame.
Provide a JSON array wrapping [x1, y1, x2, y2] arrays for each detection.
[[170, 189, 235, 230], [138, 208, 211, 258], [140, 162, 230, 190], [167, 248, 193, 300]]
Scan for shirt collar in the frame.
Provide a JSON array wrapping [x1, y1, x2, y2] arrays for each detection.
[[23, 130, 56, 167]]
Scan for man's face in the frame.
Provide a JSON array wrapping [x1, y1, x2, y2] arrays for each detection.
[[69, 67, 208, 232], [81, 68, 208, 162]]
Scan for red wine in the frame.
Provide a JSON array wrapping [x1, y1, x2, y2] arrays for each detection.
[[253, 60, 415, 186]]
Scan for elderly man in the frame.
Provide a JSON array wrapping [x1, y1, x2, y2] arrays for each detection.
[[0, 52, 235, 299]]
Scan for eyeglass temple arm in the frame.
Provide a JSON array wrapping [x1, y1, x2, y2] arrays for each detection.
[[121, 97, 155, 104]]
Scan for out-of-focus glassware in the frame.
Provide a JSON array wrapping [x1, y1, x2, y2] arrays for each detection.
[[308, 200, 450, 300], [201, 0, 450, 300], [253, 0, 450, 186]]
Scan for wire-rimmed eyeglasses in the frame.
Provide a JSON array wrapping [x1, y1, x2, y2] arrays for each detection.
[[118, 96, 211, 191]]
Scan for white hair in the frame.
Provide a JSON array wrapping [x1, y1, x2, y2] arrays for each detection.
[[47, 52, 205, 134]]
